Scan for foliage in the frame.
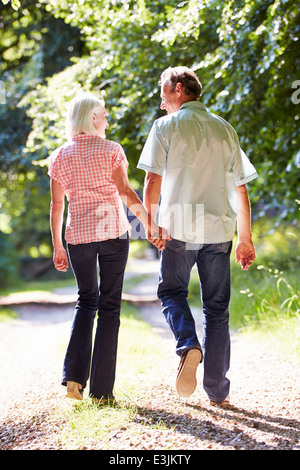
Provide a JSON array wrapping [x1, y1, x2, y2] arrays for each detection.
[[188, 220, 300, 333], [0, 306, 18, 321], [0, 230, 19, 287], [0, 0, 299, 283], [0, 0, 84, 265], [1, 0, 21, 11], [239, 265, 299, 322], [235, 263, 300, 361], [0, 0, 84, 169], [22, 0, 300, 221], [188, 252, 300, 362]]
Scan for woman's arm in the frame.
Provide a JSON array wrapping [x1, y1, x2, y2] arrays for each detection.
[[50, 179, 69, 272], [113, 162, 169, 250]]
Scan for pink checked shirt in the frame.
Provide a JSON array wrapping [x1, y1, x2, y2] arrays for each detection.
[[48, 134, 131, 244]]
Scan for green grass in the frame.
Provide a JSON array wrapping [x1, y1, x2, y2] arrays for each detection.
[[0, 273, 142, 296], [57, 399, 135, 450], [0, 277, 76, 297], [0, 277, 76, 323], [0, 306, 18, 322], [53, 303, 169, 450], [188, 225, 300, 363], [189, 265, 299, 362]]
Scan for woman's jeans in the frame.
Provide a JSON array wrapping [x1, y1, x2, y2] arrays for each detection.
[[62, 235, 129, 399], [157, 238, 232, 402]]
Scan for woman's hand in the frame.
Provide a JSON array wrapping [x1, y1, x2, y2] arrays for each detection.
[[147, 222, 171, 251], [113, 162, 171, 250], [50, 179, 68, 271], [53, 246, 69, 272]]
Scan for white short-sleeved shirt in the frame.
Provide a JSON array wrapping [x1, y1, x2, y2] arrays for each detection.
[[48, 134, 131, 244], [137, 101, 258, 244]]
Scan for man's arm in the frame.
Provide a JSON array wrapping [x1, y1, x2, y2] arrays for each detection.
[[143, 171, 171, 245], [113, 163, 167, 250], [50, 179, 69, 272], [143, 171, 162, 220], [235, 184, 256, 270]]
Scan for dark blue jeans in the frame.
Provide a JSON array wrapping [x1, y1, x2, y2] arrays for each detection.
[[62, 235, 129, 399], [157, 238, 232, 402]]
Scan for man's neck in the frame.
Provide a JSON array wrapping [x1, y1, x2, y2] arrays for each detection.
[[180, 95, 197, 106]]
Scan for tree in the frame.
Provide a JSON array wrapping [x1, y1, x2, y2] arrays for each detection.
[[0, 0, 299, 285], [23, 0, 300, 224], [0, 0, 84, 284]]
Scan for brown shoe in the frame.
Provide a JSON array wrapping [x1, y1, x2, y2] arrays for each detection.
[[210, 395, 230, 407], [176, 348, 202, 397], [66, 381, 83, 400]]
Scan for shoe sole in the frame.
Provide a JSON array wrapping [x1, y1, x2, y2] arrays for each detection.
[[66, 391, 83, 400], [210, 395, 230, 407], [176, 349, 202, 397], [210, 399, 230, 407]]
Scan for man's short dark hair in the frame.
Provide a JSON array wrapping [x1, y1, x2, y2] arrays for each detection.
[[159, 66, 202, 100]]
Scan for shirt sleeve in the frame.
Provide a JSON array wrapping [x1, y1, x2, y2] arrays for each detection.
[[47, 147, 64, 186], [137, 121, 168, 175], [112, 143, 129, 171], [231, 133, 258, 186], [235, 149, 258, 186]]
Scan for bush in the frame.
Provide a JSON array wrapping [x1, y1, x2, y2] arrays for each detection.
[[187, 223, 300, 331], [0, 231, 19, 288]]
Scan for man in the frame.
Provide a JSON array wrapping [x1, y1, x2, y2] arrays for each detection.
[[137, 66, 258, 406]]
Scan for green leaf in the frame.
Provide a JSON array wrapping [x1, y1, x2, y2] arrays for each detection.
[[11, 0, 21, 10]]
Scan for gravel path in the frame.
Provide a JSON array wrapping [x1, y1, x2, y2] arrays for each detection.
[[0, 259, 299, 451]]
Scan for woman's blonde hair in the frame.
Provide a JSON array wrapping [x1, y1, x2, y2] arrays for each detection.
[[66, 92, 105, 139]]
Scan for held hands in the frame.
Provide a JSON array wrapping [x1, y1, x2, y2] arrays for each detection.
[[53, 246, 69, 272], [235, 239, 256, 270], [147, 221, 171, 251]]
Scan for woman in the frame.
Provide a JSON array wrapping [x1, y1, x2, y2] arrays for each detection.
[[48, 92, 165, 402]]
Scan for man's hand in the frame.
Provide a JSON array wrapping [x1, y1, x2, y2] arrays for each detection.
[[53, 246, 69, 272], [235, 240, 256, 270], [147, 224, 171, 251]]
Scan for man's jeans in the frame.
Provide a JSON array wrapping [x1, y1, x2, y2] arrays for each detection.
[[157, 238, 232, 402], [62, 235, 129, 399]]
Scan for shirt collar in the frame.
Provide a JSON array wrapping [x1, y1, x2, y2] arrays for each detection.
[[180, 101, 208, 112], [72, 134, 100, 141]]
